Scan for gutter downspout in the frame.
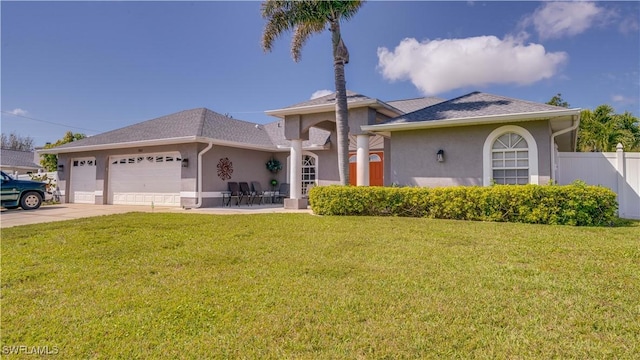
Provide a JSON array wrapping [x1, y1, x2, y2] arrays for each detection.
[[550, 115, 580, 183], [193, 141, 214, 208]]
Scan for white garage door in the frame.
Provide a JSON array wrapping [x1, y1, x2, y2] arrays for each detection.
[[108, 153, 182, 206], [70, 158, 97, 204]]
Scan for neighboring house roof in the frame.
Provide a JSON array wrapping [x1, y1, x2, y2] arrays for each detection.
[[362, 92, 581, 133], [386, 97, 445, 114], [42, 108, 332, 154], [266, 90, 403, 118], [0, 149, 41, 170]]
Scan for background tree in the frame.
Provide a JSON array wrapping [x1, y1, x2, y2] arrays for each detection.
[[616, 111, 640, 151], [40, 131, 86, 171], [1, 132, 34, 151], [546, 93, 639, 152], [546, 93, 570, 108], [261, 0, 364, 186], [577, 105, 640, 152]]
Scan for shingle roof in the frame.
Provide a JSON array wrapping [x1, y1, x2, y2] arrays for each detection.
[[51, 108, 331, 151], [200, 110, 275, 148], [48, 92, 571, 153], [383, 92, 568, 124], [386, 97, 445, 114], [0, 149, 40, 169], [54, 108, 206, 149]]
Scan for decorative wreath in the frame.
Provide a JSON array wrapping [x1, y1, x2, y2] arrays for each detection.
[[217, 157, 233, 180], [266, 158, 282, 173]]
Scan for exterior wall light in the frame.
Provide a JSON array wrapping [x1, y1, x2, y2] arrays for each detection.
[[437, 149, 444, 163], [57, 164, 64, 171], [182, 158, 189, 168]]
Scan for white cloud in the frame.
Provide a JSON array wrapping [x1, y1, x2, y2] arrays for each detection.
[[520, 2, 606, 40], [310, 89, 333, 99], [377, 36, 567, 96], [8, 108, 28, 116], [611, 94, 637, 104]]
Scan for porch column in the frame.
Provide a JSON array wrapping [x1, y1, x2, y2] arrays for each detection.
[[289, 139, 302, 199], [356, 134, 370, 186]]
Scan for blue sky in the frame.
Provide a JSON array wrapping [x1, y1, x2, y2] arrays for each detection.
[[2, 1, 638, 146]]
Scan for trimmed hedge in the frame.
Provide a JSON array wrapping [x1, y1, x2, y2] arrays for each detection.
[[308, 182, 618, 226]]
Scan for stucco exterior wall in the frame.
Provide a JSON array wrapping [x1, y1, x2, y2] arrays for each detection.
[[55, 141, 340, 208], [285, 108, 378, 139], [389, 120, 551, 187], [57, 143, 198, 205], [314, 132, 340, 185], [194, 145, 285, 207]]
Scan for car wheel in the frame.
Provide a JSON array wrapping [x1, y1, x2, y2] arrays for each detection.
[[20, 191, 42, 210]]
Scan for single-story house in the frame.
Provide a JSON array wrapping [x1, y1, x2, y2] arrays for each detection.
[[40, 91, 580, 208], [1, 148, 42, 175]]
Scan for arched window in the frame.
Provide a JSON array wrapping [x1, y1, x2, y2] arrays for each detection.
[[491, 133, 529, 185], [287, 151, 318, 196], [301, 155, 316, 195], [369, 154, 382, 162], [483, 125, 538, 186]]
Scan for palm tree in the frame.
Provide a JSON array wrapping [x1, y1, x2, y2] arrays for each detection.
[[261, 0, 364, 186], [578, 106, 617, 152], [616, 111, 640, 151], [577, 105, 640, 152]]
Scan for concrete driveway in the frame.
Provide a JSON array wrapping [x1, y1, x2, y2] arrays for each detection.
[[1, 203, 311, 228]]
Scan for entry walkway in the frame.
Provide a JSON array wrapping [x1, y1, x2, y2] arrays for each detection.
[[1, 203, 312, 228]]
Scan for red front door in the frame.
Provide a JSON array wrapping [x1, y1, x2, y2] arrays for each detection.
[[349, 152, 383, 186]]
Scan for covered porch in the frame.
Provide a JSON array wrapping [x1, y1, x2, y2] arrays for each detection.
[[265, 91, 402, 209]]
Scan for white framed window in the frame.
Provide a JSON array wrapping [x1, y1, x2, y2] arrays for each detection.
[[483, 125, 538, 186], [301, 155, 316, 195], [491, 133, 529, 184]]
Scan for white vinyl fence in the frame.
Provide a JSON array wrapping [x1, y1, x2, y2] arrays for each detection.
[[16, 171, 60, 201], [558, 144, 640, 220]]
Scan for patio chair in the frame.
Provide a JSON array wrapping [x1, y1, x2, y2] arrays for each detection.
[[251, 181, 266, 205], [239, 182, 253, 206], [226, 182, 243, 206], [276, 183, 290, 203]]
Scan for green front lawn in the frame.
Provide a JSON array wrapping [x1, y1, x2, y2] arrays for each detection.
[[2, 214, 638, 358]]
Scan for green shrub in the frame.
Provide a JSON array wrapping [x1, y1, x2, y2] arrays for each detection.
[[308, 183, 618, 226]]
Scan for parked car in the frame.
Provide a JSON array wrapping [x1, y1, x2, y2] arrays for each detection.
[[1, 171, 47, 210]]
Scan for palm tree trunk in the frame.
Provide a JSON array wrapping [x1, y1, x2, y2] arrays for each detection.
[[331, 21, 349, 186]]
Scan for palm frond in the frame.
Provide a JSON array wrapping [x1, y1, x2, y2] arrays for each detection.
[[261, 0, 297, 52], [261, 0, 364, 59]]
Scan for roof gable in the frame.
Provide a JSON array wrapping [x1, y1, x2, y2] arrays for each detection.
[[266, 89, 405, 119], [281, 90, 376, 110]]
